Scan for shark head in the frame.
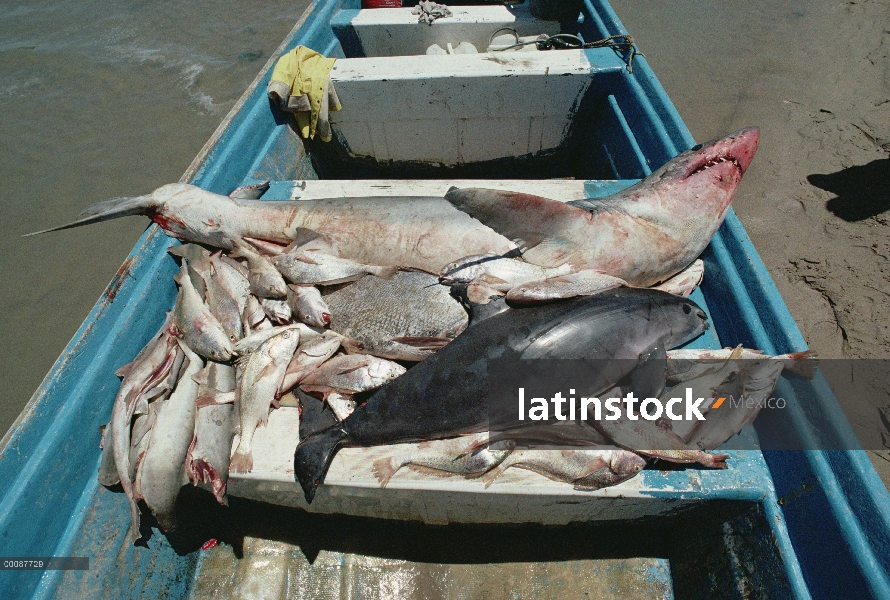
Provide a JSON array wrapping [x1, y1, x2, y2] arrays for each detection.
[[649, 126, 760, 221]]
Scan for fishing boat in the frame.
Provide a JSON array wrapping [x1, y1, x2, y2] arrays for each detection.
[[3, 0, 889, 597]]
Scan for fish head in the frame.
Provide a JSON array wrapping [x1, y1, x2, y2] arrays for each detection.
[[205, 339, 234, 363], [610, 451, 647, 477], [369, 359, 408, 382], [439, 255, 494, 286], [660, 294, 710, 349], [652, 127, 759, 221], [263, 324, 303, 358]]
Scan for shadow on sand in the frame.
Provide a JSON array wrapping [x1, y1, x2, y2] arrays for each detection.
[[807, 158, 890, 221]]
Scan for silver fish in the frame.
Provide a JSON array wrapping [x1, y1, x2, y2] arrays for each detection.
[[481, 448, 646, 490], [688, 359, 786, 451], [594, 411, 728, 469], [191, 256, 244, 342], [230, 239, 288, 298], [241, 294, 268, 335], [109, 319, 180, 539], [299, 354, 406, 395], [324, 271, 468, 361], [230, 325, 302, 473], [371, 435, 514, 488], [660, 346, 745, 441], [440, 254, 573, 291], [504, 270, 627, 304], [260, 298, 292, 324], [135, 341, 203, 532], [325, 392, 357, 421], [288, 284, 331, 328], [233, 323, 330, 358], [172, 262, 234, 361], [272, 248, 398, 285], [187, 364, 237, 505], [279, 331, 343, 393], [666, 347, 816, 381]]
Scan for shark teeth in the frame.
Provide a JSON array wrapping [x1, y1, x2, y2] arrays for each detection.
[[692, 155, 741, 174]]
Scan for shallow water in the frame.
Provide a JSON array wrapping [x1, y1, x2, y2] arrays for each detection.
[[0, 1, 307, 436]]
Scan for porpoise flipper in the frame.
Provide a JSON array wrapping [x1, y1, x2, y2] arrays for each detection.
[[629, 341, 668, 400]]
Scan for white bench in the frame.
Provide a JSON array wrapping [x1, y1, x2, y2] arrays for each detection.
[[332, 5, 560, 57], [327, 50, 624, 165]]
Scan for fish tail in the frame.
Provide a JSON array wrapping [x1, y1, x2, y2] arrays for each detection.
[[24, 195, 157, 236], [371, 266, 399, 279], [778, 350, 817, 379], [294, 425, 347, 503], [480, 453, 516, 488], [371, 457, 398, 488], [229, 447, 254, 474], [480, 463, 506, 488], [700, 452, 729, 469]]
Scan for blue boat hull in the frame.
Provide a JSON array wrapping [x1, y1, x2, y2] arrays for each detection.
[[1, 0, 887, 597]]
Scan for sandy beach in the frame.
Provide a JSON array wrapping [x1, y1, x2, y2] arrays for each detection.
[[2, 2, 888, 464]]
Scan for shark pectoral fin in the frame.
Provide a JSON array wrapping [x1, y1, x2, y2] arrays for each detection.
[[516, 237, 580, 269], [505, 270, 627, 305], [444, 188, 591, 251], [168, 243, 211, 263], [287, 227, 325, 251], [652, 259, 705, 297]]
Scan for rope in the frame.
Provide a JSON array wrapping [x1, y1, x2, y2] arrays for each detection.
[[488, 29, 644, 73]]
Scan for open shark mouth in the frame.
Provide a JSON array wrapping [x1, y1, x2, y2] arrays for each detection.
[[680, 127, 759, 180], [689, 155, 742, 176]]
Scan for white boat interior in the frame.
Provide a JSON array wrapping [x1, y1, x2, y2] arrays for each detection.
[[268, 5, 653, 181]]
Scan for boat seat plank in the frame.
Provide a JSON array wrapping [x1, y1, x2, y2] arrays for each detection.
[[224, 407, 767, 524], [328, 51, 622, 165], [332, 5, 559, 57]]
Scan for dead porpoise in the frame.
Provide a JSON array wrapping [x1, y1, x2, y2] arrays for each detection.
[[28, 129, 758, 283], [293, 288, 710, 503]]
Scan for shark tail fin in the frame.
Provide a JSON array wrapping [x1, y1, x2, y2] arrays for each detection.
[[294, 425, 347, 503], [24, 195, 156, 236]]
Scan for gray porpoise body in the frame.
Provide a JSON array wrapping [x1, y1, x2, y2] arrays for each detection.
[[294, 288, 709, 502]]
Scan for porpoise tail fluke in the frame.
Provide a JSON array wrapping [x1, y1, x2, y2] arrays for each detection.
[[294, 425, 348, 503], [24, 195, 156, 236]]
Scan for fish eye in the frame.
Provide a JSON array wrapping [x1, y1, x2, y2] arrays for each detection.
[[682, 304, 692, 314], [691, 143, 703, 151], [283, 332, 290, 338]]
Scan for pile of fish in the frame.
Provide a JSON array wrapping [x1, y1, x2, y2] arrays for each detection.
[[35, 126, 814, 533]]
